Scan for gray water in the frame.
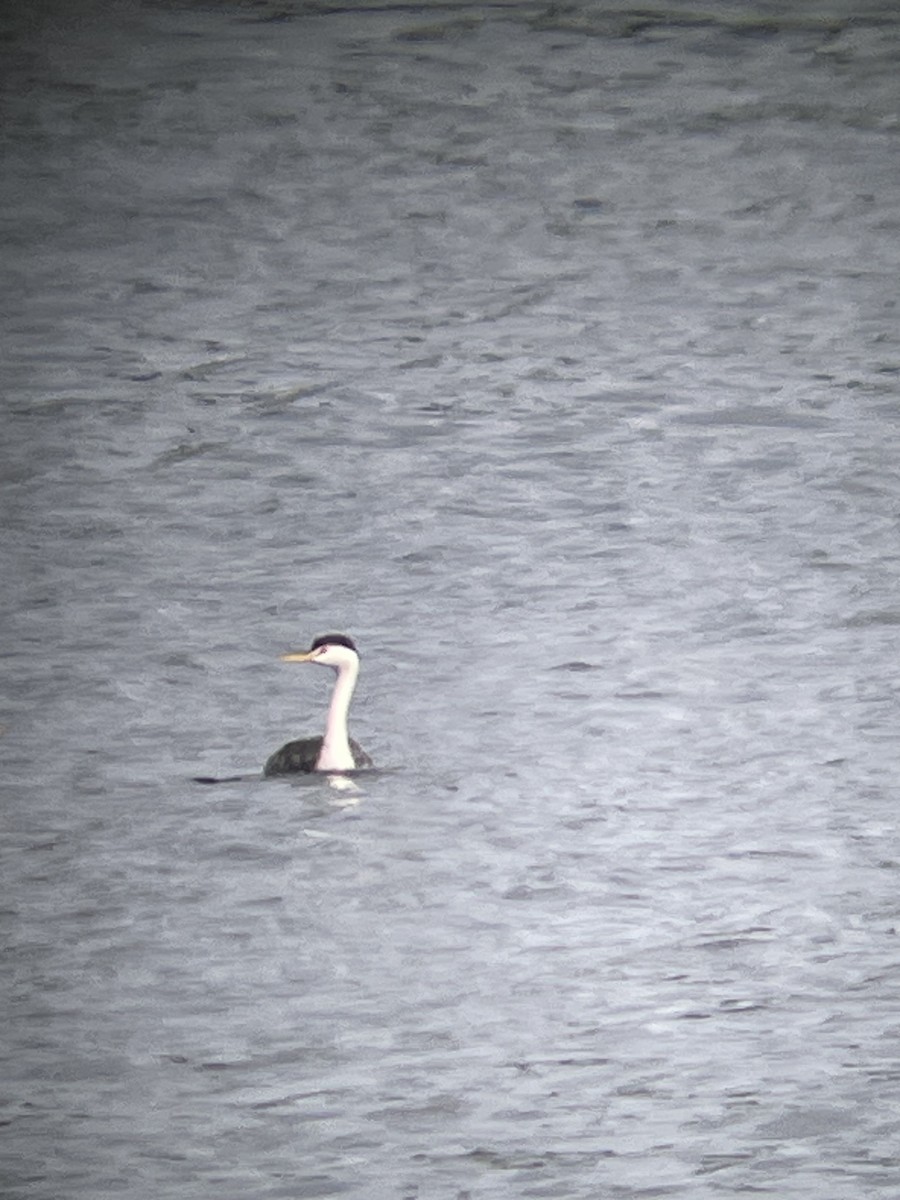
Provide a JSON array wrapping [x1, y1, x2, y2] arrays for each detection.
[[2, 1, 900, 1196]]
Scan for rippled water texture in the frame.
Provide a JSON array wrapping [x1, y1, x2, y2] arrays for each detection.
[[2, 1, 900, 1196]]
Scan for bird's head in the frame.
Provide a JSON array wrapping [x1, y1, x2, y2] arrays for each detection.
[[280, 633, 360, 670]]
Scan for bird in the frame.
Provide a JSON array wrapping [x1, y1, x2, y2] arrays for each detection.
[[263, 633, 374, 776]]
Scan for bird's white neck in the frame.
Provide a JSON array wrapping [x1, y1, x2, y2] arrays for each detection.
[[316, 659, 359, 771]]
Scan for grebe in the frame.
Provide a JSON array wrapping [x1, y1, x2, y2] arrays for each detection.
[[263, 633, 373, 775]]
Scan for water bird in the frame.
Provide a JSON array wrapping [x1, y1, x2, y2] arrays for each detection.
[[263, 633, 374, 776]]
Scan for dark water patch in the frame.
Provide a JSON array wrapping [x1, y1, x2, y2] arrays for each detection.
[[673, 405, 830, 429], [754, 1106, 858, 1139], [393, 15, 483, 42], [551, 660, 603, 672], [844, 610, 900, 628]]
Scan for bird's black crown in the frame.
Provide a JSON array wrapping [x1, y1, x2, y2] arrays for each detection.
[[309, 633, 359, 656]]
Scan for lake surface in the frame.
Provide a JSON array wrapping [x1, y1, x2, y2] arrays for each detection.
[[2, 1, 900, 1196]]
